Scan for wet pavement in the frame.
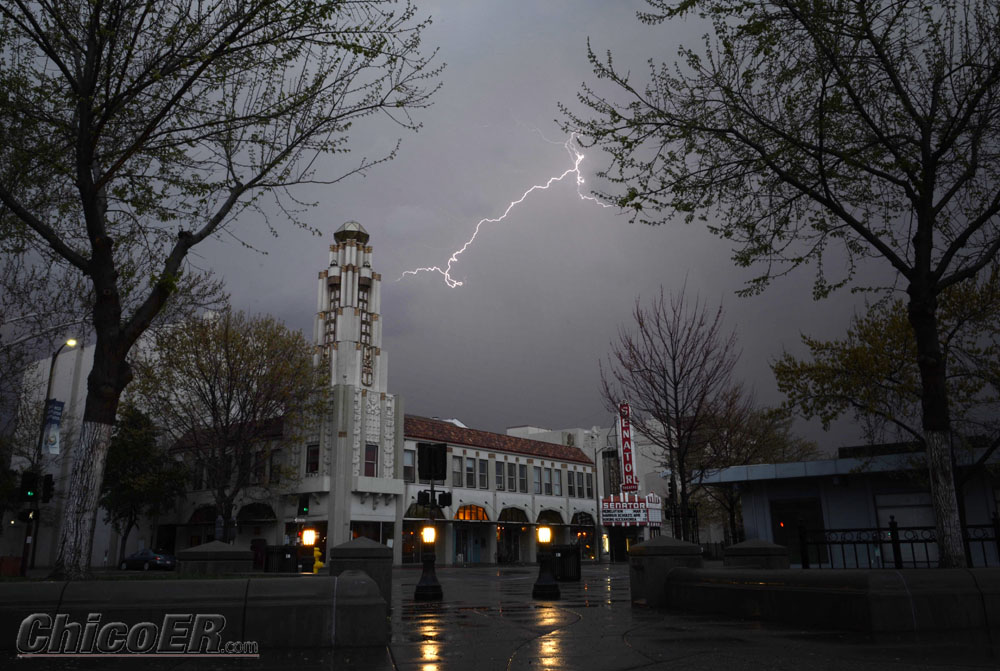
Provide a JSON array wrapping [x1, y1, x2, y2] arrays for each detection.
[[6, 563, 1000, 669]]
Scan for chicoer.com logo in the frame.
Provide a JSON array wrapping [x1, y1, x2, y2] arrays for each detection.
[[16, 613, 259, 658]]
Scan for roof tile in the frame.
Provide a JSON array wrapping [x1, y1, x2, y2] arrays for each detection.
[[404, 416, 593, 465]]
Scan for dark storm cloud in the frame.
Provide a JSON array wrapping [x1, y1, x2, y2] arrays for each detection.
[[196, 2, 887, 451]]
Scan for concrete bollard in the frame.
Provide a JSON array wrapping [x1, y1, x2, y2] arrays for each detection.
[[334, 570, 388, 647], [176, 540, 253, 575], [628, 536, 702, 608], [723, 540, 790, 569], [326, 537, 393, 606]]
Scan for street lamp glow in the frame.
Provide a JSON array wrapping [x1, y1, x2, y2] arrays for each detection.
[[421, 526, 436, 544], [302, 528, 316, 546], [537, 526, 552, 544], [65, 338, 77, 348]]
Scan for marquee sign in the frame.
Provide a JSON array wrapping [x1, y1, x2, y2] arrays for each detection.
[[618, 401, 638, 492], [600, 493, 662, 527]]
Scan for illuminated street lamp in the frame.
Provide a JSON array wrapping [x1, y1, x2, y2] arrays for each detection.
[[532, 525, 560, 600], [21, 338, 76, 576], [414, 523, 442, 601]]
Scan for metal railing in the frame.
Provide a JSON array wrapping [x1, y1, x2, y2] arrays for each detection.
[[797, 514, 1000, 569]]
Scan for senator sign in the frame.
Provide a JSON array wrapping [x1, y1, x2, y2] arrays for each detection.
[[618, 401, 638, 492], [600, 493, 663, 527]]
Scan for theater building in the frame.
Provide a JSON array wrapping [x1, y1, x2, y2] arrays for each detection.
[[400, 417, 597, 565]]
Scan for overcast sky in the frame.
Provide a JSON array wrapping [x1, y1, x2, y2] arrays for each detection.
[[193, 1, 894, 452]]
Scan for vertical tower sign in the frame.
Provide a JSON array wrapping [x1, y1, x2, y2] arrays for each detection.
[[619, 401, 638, 492]]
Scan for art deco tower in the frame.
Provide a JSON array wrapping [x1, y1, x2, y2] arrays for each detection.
[[314, 221, 404, 557]]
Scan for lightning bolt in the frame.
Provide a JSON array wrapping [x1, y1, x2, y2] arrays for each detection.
[[398, 132, 611, 288]]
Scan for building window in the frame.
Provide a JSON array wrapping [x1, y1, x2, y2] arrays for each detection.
[[543, 468, 552, 496], [453, 456, 463, 487], [364, 443, 378, 477], [359, 287, 372, 345], [518, 464, 527, 493], [533, 466, 542, 495], [306, 443, 320, 474], [479, 459, 489, 489], [465, 457, 476, 488], [269, 451, 282, 485], [553, 470, 562, 496], [403, 449, 415, 483], [496, 461, 505, 490], [577, 472, 585, 498], [567, 470, 575, 497], [586, 472, 594, 499], [252, 450, 265, 484], [508, 462, 517, 491]]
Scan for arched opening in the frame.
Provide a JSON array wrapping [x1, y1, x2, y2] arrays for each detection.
[[537, 510, 564, 525], [497, 507, 530, 564], [236, 502, 276, 523], [454, 505, 489, 521]]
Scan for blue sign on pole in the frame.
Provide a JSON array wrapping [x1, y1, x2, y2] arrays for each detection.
[[42, 400, 65, 455]]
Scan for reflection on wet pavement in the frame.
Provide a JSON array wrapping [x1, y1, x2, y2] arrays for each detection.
[[5, 564, 999, 670]]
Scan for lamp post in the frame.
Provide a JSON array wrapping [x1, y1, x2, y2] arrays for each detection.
[[21, 338, 76, 576], [414, 523, 442, 601], [532, 525, 560, 599]]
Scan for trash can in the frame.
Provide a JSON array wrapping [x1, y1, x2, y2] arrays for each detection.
[[550, 544, 581, 582], [264, 545, 298, 573]]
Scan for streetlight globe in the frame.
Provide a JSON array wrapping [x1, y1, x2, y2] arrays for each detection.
[[66, 338, 77, 348], [537, 526, 552, 544], [302, 528, 316, 546], [421, 526, 436, 544]]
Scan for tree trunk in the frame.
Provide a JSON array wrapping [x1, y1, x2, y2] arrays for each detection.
[[51, 421, 113, 578], [50, 338, 130, 579], [908, 287, 967, 568], [118, 519, 135, 564]]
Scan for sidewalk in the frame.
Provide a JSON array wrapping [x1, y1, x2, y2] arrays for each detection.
[[5, 563, 999, 669]]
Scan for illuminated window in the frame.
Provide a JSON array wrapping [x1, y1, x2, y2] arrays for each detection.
[[454, 505, 488, 521]]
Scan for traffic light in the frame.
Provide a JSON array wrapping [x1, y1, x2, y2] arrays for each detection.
[[667, 479, 675, 502], [437, 491, 452, 507], [298, 494, 310, 516], [19, 471, 39, 502], [41, 474, 54, 503], [416, 490, 430, 505]]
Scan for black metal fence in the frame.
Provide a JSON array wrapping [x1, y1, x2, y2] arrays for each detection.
[[798, 514, 1000, 569]]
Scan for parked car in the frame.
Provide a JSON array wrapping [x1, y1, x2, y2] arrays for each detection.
[[119, 548, 176, 571]]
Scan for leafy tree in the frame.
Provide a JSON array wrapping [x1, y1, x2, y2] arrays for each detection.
[[0, 0, 440, 577], [132, 310, 320, 542], [774, 268, 1000, 484], [99, 404, 187, 563], [563, 0, 1000, 566], [600, 285, 739, 541]]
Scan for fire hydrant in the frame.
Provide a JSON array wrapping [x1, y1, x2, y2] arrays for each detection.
[[312, 546, 325, 574]]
